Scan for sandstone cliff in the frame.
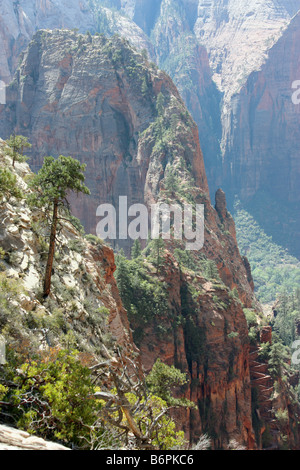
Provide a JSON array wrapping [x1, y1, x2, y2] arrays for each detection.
[[82, 1, 300, 262], [0, 30, 257, 306], [1, 28, 298, 449], [223, 11, 300, 259], [133, 249, 255, 448], [0, 30, 260, 447]]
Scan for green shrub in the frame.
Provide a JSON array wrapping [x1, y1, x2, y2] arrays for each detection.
[[11, 350, 102, 448], [85, 234, 103, 247], [234, 202, 300, 304], [115, 253, 170, 346], [146, 359, 194, 408], [0, 168, 23, 202], [244, 309, 258, 329]]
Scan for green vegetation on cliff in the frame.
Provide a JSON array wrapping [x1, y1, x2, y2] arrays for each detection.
[[0, 139, 191, 450], [234, 200, 300, 304]]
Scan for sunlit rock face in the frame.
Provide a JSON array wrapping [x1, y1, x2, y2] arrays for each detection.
[[223, 11, 300, 258], [0, 0, 95, 83]]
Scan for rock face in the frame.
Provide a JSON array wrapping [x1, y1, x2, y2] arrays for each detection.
[[0, 30, 210, 251], [0, 0, 96, 84], [193, 0, 299, 103], [149, 0, 224, 196], [0, 138, 136, 360], [223, 11, 300, 258], [136, 251, 255, 449], [0, 31, 264, 448], [85, 0, 300, 259]]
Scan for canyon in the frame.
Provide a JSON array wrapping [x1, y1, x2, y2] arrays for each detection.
[[1, 0, 299, 257], [0, 1, 299, 450], [0, 30, 258, 447], [223, 10, 300, 258]]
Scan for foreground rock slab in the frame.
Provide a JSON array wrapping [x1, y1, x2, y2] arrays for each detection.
[[0, 425, 70, 451]]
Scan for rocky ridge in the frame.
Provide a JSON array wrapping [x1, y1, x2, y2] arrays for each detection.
[[0, 31, 260, 447], [0, 137, 135, 361]]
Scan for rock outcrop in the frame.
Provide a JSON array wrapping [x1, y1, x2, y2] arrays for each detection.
[[0, 31, 260, 447], [0, 0, 96, 84], [0, 425, 69, 450], [0, 138, 136, 360], [135, 250, 256, 449]]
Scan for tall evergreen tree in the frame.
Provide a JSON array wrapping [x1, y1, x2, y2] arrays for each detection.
[[131, 239, 142, 259], [29, 156, 90, 297], [6, 134, 31, 167]]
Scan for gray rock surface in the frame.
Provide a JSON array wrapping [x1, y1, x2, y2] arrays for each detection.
[[0, 0, 95, 83]]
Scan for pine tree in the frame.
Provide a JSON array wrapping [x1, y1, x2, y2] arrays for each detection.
[[156, 92, 165, 117], [29, 156, 90, 297], [164, 168, 179, 194], [6, 134, 31, 167], [268, 338, 290, 379], [115, 255, 132, 313], [146, 359, 194, 408], [0, 168, 23, 203], [141, 76, 148, 97], [131, 239, 142, 259], [152, 237, 165, 274]]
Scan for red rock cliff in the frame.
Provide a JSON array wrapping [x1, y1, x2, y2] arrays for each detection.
[[0, 30, 260, 448], [223, 11, 300, 259]]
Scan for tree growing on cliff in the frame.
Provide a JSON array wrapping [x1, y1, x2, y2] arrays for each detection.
[[156, 92, 165, 117], [131, 239, 142, 259], [0, 168, 23, 204], [268, 336, 291, 379], [29, 156, 90, 297], [6, 134, 31, 168], [151, 237, 165, 274], [146, 359, 194, 409], [164, 167, 180, 194]]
